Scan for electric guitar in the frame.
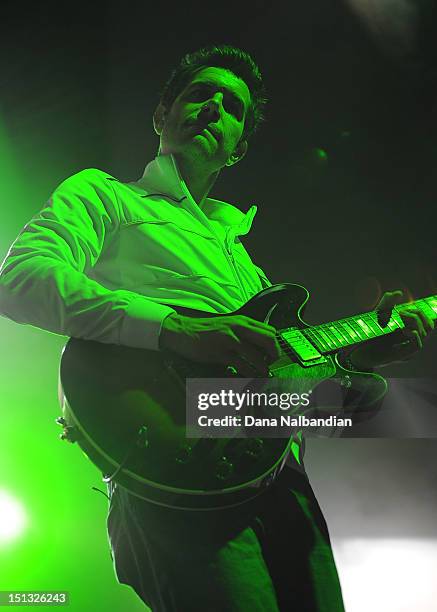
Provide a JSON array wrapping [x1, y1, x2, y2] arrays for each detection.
[[57, 283, 436, 510]]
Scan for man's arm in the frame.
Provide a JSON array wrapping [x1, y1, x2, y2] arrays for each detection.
[[0, 169, 175, 350], [0, 170, 280, 370]]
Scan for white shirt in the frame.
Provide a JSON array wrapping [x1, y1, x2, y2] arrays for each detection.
[[0, 153, 270, 350]]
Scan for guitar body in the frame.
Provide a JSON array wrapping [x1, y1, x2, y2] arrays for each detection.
[[59, 283, 386, 510]]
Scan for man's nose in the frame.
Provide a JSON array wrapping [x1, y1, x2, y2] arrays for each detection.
[[199, 95, 222, 121]]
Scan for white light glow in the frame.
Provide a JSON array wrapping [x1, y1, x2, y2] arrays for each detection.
[[0, 489, 28, 545], [334, 538, 437, 612]]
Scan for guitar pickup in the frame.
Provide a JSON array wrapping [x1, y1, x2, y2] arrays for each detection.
[[281, 329, 327, 366]]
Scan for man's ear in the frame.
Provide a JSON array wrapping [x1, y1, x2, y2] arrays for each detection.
[[225, 139, 248, 167], [153, 103, 167, 135]]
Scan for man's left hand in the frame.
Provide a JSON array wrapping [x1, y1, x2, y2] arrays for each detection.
[[348, 290, 434, 370]]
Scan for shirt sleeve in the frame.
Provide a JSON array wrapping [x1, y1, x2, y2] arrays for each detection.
[[0, 169, 175, 350], [253, 264, 272, 289]]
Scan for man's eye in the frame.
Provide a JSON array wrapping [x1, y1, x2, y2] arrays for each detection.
[[187, 86, 243, 120], [225, 99, 243, 120], [189, 87, 209, 101]]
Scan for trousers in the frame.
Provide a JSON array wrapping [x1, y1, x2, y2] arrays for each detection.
[[107, 466, 345, 611]]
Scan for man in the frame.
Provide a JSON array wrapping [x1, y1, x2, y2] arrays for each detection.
[[0, 45, 433, 610]]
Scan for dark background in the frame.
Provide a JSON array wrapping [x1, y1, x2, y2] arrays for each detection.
[[1, 3, 437, 604]]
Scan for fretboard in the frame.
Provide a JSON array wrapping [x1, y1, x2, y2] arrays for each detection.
[[298, 295, 437, 354]]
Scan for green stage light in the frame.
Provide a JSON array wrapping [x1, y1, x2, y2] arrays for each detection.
[[0, 489, 28, 546]]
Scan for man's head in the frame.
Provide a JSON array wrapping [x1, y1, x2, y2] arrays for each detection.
[[153, 45, 267, 176]]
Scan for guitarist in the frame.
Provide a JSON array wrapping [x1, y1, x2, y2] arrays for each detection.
[[0, 45, 433, 611]]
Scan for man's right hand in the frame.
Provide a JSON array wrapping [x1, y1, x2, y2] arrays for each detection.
[[159, 312, 281, 377]]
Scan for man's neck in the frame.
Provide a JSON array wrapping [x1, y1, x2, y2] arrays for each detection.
[[174, 154, 219, 206]]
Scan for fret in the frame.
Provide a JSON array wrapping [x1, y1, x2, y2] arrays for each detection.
[[364, 312, 381, 334], [327, 324, 346, 346], [390, 309, 404, 330], [386, 318, 401, 333], [423, 297, 437, 317], [315, 330, 330, 352], [355, 317, 373, 338], [304, 328, 326, 352], [340, 320, 360, 344], [315, 326, 336, 350], [329, 320, 347, 345], [321, 325, 341, 349], [368, 311, 387, 334], [332, 321, 350, 345], [346, 317, 367, 341], [362, 313, 381, 338], [416, 299, 434, 320]]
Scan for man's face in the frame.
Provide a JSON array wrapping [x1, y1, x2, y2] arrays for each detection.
[[155, 66, 251, 172]]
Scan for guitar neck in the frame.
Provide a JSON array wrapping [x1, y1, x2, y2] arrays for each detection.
[[297, 295, 437, 355]]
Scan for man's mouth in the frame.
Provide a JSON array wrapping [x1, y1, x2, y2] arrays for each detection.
[[190, 122, 220, 142], [202, 127, 218, 142]]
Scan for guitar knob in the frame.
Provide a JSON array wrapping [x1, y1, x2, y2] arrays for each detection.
[[263, 472, 276, 488], [244, 438, 264, 459], [215, 457, 234, 480], [136, 425, 149, 449], [175, 444, 193, 464], [341, 375, 352, 389]]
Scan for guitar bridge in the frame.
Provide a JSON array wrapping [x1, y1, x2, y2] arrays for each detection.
[[280, 328, 327, 366]]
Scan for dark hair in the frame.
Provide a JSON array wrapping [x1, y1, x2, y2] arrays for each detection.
[[160, 44, 267, 139]]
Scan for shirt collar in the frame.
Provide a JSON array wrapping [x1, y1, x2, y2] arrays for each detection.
[[137, 153, 257, 234]]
